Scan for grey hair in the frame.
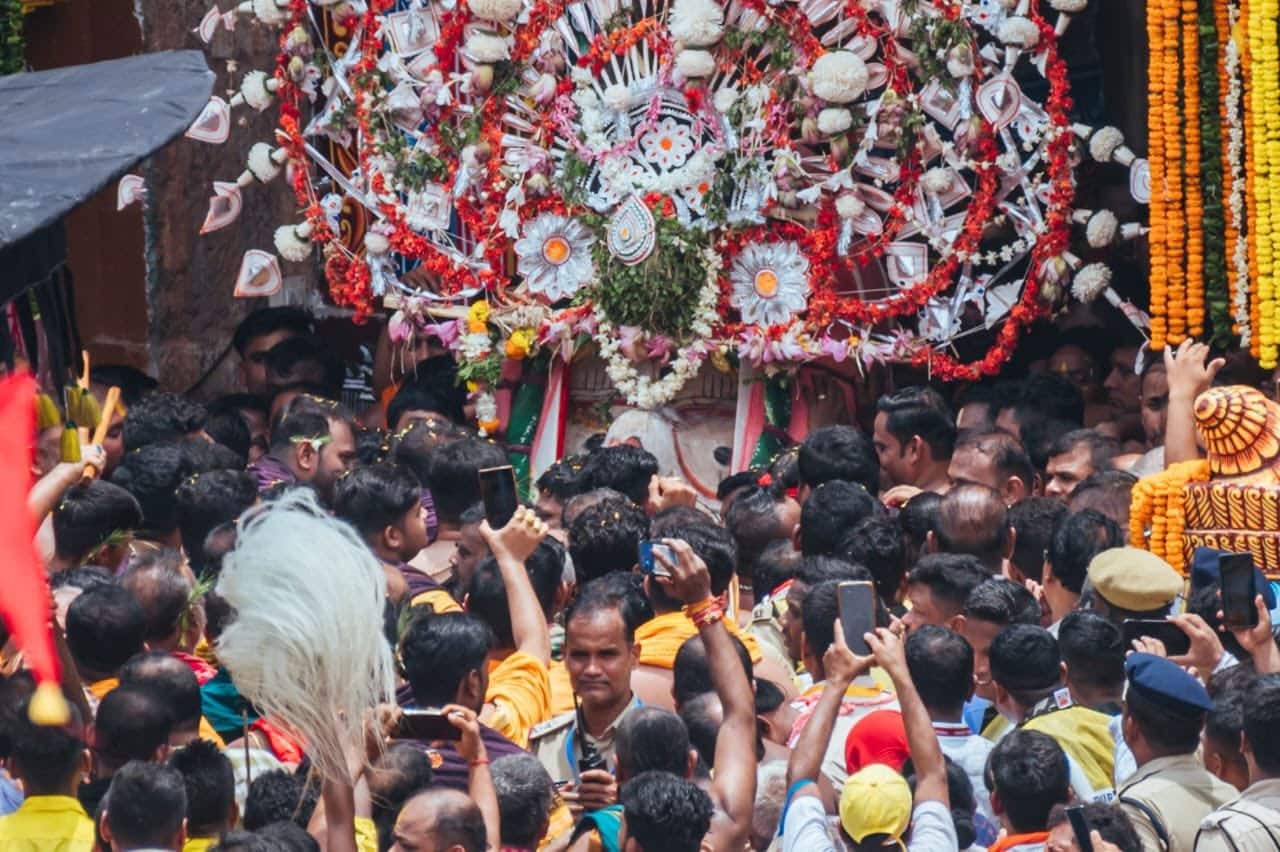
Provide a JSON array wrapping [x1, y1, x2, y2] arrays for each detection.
[[491, 754, 554, 849]]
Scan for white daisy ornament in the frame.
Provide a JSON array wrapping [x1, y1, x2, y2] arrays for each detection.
[[730, 241, 811, 327], [515, 214, 596, 301]]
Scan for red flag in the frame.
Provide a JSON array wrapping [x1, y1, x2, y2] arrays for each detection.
[[0, 371, 67, 724]]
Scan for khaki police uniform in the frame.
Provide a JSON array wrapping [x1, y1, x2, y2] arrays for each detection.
[[529, 696, 643, 786], [1119, 753, 1240, 852], [1195, 778, 1280, 852]]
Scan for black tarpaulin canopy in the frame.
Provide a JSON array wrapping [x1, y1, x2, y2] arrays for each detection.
[[0, 50, 215, 254]]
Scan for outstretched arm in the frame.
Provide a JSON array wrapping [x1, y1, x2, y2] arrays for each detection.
[[786, 620, 871, 789], [480, 506, 552, 666], [866, 628, 947, 808], [1163, 340, 1224, 466]]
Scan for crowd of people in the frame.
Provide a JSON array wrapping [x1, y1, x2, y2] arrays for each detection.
[[5, 306, 1280, 852]]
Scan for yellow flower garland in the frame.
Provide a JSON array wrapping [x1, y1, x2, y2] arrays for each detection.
[[1148, 0, 1170, 349], [1249, 0, 1280, 366]]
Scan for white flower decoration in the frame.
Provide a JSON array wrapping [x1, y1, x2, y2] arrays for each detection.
[[836, 193, 866, 219], [469, 0, 523, 22], [810, 51, 869, 104], [1088, 126, 1124, 162], [921, 167, 953, 194], [640, 117, 696, 169], [668, 0, 725, 47], [676, 49, 717, 78], [997, 16, 1040, 49], [1086, 210, 1118, 247], [946, 45, 975, 78], [530, 73, 557, 103], [713, 87, 738, 114], [274, 225, 311, 262], [247, 143, 282, 183], [817, 107, 852, 135], [1049, 0, 1087, 10], [603, 83, 633, 111], [241, 71, 275, 112], [514, 214, 596, 301], [730, 241, 811, 327], [364, 232, 391, 255], [1071, 263, 1112, 303], [252, 0, 289, 26], [465, 32, 511, 63]]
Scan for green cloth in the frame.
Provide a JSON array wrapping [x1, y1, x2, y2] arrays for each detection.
[[200, 668, 258, 743], [570, 805, 623, 852]]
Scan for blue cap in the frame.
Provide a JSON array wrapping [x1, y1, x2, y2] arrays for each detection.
[[1124, 653, 1213, 719], [1189, 547, 1277, 609]]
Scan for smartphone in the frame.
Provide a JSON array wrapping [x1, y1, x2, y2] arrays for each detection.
[[478, 465, 519, 528], [1219, 552, 1260, 630], [1065, 805, 1094, 852], [390, 709, 462, 742], [637, 540, 674, 576], [837, 581, 875, 656], [1122, 619, 1191, 656]]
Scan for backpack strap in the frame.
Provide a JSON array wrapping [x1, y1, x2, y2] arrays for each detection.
[[1120, 796, 1171, 851]]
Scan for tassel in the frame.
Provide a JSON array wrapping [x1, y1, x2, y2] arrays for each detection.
[[28, 682, 70, 727]]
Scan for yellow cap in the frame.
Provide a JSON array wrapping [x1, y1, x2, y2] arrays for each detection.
[[1087, 547, 1182, 611], [838, 763, 912, 843]]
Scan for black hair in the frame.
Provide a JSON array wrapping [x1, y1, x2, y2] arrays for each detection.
[[797, 425, 880, 493], [119, 649, 203, 731], [1049, 429, 1120, 472], [725, 486, 794, 579], [66, 584, 146, 676], [466, 538, 565, 647], [52, 480, 144, 563], [394, 356, 468, 425], [1046, 509, 1122, 594], [491, 754, 554, 850], [8, 700, 84, 794], [1124, 680, 1205, 753], [392, 418, 462, 486], [256, 821, 321, 852], [1056, 611, 1125, 693], [716, 469, 762, 502], [964, 578, 1042, 627], [794, 554, 870, 589], [1022, 418, 1077, 476], [354, 426, 391, 467], [673, 633, 753, 708], [1007, 497, 1068, 582], [104, 762, 188, 850], [877, 386, 957, 459], [205, 406, 252, 465], [903, 756, 978, 849], [90, 365, 159, 407], [1205, 685, 1248, 759], [210, 830, 274, 852], [233, 306, 314, 355], [800, 480, 878, 556], [952, 430, 1035, 492], [648, 506, 715, 537], [621, 772, 713, 852], [907, 554, 989, 617], [536, 455, 588, 502], [568, 574, 654, 641], [243, 770, 320, 831], [661, 524, 738, 596], [369, 744, 434, 850], [768, 446, 803, 490], [119, 549, 194, 643], [1046, 803, 1142, 852], [1068, 470, 1138, 525], [898, 491, 943, 564], [207, 393, 270, 419], [905, 626, 973, 717], [169, 739, 236, 836], [426, 438, 510, 524], [836, 516, 907, 606], [398, 612, 493, 707], [568, 495, 649, 585], [934, 484, 1009, 573], [110, 442, 193, 536], [580, 445, 660, 507], [753, 541, 801, 600], [263, 335, 345, 399], [984, 730, 1070, 833], [615, 707, 692, 778], [387, 382, 453, 434], [990, 624, 1061, 700], [802, 573, 883, 659], [93, 685, 175, 771], [268, 397, 340, 454], [122, 392, 207, 452], [50, 565, 113, 594], [332, 463, 422, 541], [999, 374, 1085, 430], [181, 439, 245, 475], [176, 470, 258, 575]]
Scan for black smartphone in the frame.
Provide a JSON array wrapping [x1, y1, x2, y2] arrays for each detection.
[[478, 465, 519, 528], [837, 580, 875, 656], [1066, 805, 1094, 852], [1219, 552, 1260, 630], [637, 540, 673, 576], [1122, 619, 1191, 656], [391, 709, 462, 742]]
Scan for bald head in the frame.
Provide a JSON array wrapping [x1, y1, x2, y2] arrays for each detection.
[[932, 484, 1009, 574], [392, 788, 485, 852], [119, 549, 197, 651]]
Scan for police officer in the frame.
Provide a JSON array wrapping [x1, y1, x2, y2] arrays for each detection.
[[1118, 654, 1238, 852], [529, 588, 643, 815]]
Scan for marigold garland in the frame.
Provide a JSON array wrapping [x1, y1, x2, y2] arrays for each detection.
[[1182, 0, 1205, 339], [1130, 459, 1211, 573]]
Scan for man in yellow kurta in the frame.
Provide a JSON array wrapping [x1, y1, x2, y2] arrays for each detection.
[[0, 704, 94, 852]]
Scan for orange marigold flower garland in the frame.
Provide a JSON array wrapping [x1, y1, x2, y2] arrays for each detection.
[[1130, 460, 1211, 573], [1182, 0, 1205, 338], [1147, 0, 1168, 350], [1163, 0, 1187, 346]]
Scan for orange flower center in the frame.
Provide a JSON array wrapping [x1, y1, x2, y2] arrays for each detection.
[[754, 269, 779, 298], [660, 137, 673, 151], [543, 236, 571, 264]]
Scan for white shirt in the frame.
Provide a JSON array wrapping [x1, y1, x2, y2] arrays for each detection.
[[933, 721, 998, 844], [780, 795, 960, 852]]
